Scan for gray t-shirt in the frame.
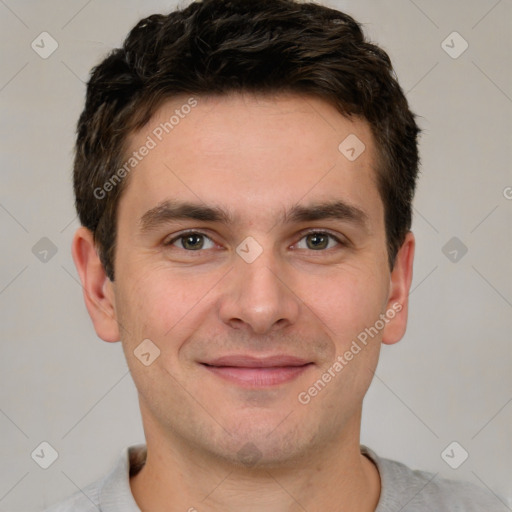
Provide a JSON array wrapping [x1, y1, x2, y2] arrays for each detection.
[[44, 444, 506, 511]]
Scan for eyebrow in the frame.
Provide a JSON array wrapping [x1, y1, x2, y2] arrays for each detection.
[[139, 199, 370, 233]]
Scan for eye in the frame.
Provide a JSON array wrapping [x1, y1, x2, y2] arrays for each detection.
[[165, 231, 216, 251], [163, 230, 345, 253], [295, 231, 344, 251]]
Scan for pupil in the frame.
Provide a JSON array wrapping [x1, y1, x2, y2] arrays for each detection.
[[308, 233, 327, 250], [184, 234, 203, 250]]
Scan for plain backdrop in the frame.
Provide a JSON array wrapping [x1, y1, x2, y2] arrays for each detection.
[[0, 0, 511, 510]]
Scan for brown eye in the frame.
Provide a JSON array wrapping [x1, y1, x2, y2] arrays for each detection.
[[296, 231, 342, 251], [181, 233, 204, 250], [166, 232, 215, 251], [306, 233, 329, 250]]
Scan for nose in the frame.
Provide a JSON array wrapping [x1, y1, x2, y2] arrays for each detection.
[[218, 248, 301, 335]]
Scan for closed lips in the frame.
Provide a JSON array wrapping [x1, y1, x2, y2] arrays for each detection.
[[201, 355, 312, 368]]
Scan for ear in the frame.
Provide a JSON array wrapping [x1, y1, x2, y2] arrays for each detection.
[[71, 226, 120, 342], [381, 231, 415, 345]]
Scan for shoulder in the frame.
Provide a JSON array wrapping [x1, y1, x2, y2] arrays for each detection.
[[43, 445, 145, 512], [362, 446, 506, 512], [43, 480, 101, 512]]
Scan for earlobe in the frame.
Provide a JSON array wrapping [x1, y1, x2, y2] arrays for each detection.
[[71, 226, 120, 343], [381, 231, 415, 346]]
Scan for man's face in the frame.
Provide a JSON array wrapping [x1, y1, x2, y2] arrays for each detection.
[[105, 93, 410, 466]]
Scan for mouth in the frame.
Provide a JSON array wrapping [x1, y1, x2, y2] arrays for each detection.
[[200, 355, 314, 388]]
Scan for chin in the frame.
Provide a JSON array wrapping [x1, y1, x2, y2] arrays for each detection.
[[205, 415, 319, 470]]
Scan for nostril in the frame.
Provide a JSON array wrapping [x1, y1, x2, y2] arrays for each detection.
[[228, 318, 245, 329]]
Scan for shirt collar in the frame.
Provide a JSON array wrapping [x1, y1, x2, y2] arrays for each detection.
[[98, 445, 146, 512], [97, 444, 386, 511]]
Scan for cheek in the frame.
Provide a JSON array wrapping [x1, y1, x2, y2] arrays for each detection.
[[302, 264, 389, 344], [116, 265, 218, 345], [301, 267, 387, 413]]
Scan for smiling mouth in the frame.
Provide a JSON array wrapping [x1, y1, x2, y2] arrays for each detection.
[[200, 355, 314, 388]]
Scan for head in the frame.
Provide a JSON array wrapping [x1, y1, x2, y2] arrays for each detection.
[[72, 0, 418, 468]]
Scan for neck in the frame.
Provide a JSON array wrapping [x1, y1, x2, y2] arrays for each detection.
[[130, 415, 381, 512]]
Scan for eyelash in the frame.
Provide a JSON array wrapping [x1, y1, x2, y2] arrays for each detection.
[[164, 229, 347, 252]]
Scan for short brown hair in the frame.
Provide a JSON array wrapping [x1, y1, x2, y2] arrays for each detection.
[[74, 0, 420, 280]]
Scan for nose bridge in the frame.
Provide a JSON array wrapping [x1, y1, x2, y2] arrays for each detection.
[[219, 240, 300, 333]]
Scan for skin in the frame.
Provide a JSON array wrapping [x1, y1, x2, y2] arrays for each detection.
[[72, 92, 415, 512]]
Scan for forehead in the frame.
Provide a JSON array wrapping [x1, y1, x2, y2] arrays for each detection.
[[119, 92, 383, 231]]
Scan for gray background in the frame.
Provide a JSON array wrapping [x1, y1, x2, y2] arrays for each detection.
[[0, 0, 511, 510]]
